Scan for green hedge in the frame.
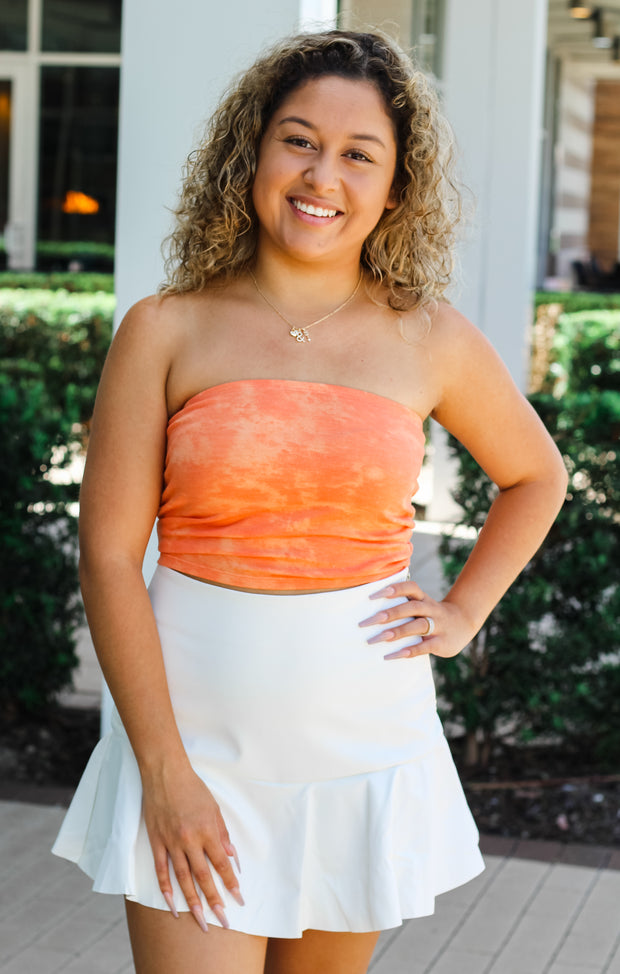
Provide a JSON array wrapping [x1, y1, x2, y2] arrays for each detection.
[[0, 272, 114, 293], [0, 376, 84, 714], [0, 288, 114, 426], [0, 288, 114, 715], [437, 307, 620, 768], [36, 241, 115, 260], [535, 291, 620, 312], [0, 240, 114, 273]]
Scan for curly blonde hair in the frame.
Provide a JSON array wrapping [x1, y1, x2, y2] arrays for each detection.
[[161, 29, 462, 312]]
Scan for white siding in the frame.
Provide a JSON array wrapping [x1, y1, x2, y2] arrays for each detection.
[[551, 66, 594, 280]]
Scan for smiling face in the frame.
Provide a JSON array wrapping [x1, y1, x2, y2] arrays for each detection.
[[251, 75, 399, 269]]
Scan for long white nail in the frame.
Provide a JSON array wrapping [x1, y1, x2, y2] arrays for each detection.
[[230, 885, 245, 906], [212, 903, 230, 929], [163, 891, 178, 918], [230, 844, 242, 873], [190, 903, 209, 933]]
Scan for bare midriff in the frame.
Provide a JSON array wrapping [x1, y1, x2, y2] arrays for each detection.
[[175, 569, 374, 596]]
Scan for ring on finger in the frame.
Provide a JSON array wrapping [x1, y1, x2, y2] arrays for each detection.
[[421, 616, 435, 636]]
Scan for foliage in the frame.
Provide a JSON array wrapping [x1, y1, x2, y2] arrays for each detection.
[[535, 291, 620, 313], [34, 241, 115, 272], [0, 241, 114, 271], [0, 374, 83, 714], [437, 308, 620, 767], [36, 241, 115, 260], [0, 288, 114, 426], [0, 272, 114, 293], [0, 286, 113, 715]]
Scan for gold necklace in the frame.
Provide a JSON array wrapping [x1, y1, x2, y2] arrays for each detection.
[[249, 271, 363, 343]]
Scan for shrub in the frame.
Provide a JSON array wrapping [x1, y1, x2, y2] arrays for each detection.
[[0, 272, 114, 293], [436, 308, 620, 768], [535, 291, 620, 313], [0, 288, 114, 426], [0, 287, 113, 715], [0, 375, 83, 714], [0, 240, 114, 272]]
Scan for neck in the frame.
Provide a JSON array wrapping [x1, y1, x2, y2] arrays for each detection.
[[251, 254, 364, 320]]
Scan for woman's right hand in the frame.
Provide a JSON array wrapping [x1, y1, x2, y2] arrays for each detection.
[[141, 763, 244, 932]]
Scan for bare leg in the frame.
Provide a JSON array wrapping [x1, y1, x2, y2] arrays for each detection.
[[265, 929, 381, 974], [125, 900, 268, 974]]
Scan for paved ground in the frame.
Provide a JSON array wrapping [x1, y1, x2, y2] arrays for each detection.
[[1, 799, 619, 974]]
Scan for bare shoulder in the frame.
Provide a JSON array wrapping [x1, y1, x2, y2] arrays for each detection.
[[424, 301, 509, 395], [107, 290, 214, 385], [423, 301, 522, 433], [425, 301, 491, 356], [114, 292, 193, 350]]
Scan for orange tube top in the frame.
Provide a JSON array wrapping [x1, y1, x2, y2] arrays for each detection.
[[157, 379, 425, 591]]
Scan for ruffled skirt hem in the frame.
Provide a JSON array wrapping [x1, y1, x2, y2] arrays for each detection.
[[53, 568, 484, 937], [52, 720, 484, 937]]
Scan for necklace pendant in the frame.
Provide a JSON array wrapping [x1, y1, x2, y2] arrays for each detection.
[[289, 327, 311, 343]]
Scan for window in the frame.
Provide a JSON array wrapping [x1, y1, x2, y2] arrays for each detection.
[[38, 66, 119, 264], [411, 0, 445, 79], [0, 0, 28, 51], [42, 0, 122, 54]]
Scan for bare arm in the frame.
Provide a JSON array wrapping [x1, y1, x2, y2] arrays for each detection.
[[361, 306, 568, 657], [79, 297, 241, 928]]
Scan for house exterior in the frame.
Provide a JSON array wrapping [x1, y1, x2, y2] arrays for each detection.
[[0, 0, 121, 272], [2, 0, 619, 392], [544, 1, 620, 284]]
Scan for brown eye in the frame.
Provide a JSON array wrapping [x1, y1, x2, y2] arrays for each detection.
[[286, 136, 314, 149], [346, 150, 372, 162]]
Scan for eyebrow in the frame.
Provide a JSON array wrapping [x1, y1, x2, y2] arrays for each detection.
[[277, 115, 387, 149]]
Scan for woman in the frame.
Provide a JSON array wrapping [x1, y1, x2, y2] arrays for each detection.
[[53, 29, 567, 974]]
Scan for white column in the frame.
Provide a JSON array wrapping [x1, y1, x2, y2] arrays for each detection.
[[114, 0, 339, 542], [114, 0, 306, 320], [442, 0, 548, 388], [300, 0, 337, 29], [426, 0, 547, 523], [103, 0, 336, 729]]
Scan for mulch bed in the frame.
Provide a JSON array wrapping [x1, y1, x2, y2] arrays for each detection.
[[456, 741, 620, 847], [1, 705, 618, 850], [0, 705, 101, 806]]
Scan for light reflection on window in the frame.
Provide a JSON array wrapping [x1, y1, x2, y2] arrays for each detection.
[[38, 67, 119, 267]]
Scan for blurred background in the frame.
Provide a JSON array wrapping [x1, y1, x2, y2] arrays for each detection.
[[0, 0, 618, 848]]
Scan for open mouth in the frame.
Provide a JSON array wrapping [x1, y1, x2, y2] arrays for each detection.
[[289, 197, 341, 219]]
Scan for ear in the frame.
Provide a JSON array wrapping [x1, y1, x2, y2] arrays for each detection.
[[384, 184, 399, 210]]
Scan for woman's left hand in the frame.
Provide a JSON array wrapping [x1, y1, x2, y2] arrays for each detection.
[[359, 579, 476, 660]]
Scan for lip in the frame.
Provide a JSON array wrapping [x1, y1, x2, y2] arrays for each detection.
[[287, 195, 343, 224]]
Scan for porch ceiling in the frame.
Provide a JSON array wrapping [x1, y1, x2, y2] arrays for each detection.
[[548, 0, 620, 77]]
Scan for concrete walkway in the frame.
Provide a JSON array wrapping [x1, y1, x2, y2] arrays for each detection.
[[1, 799, 619, 973]]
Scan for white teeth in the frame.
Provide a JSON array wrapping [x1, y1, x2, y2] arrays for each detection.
[[291, 199, 338, 218]]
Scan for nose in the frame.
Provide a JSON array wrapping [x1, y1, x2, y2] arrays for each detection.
[[303, 151, 339, 195]]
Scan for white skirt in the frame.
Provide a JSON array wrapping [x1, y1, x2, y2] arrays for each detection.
[[52, 566, 484, 937]]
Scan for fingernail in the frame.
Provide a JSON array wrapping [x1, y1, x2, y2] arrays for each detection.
[[359, 611, 388, 627], [230, 844, 242, 873], [384, 648, 412, 660], [212, 903, 230, 929], [163, 890, 179, 918], [369, 586, 395, 600], [190, 903, 210, 933], [230, 885, 245, 906], [367, 630, 394, 644]]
